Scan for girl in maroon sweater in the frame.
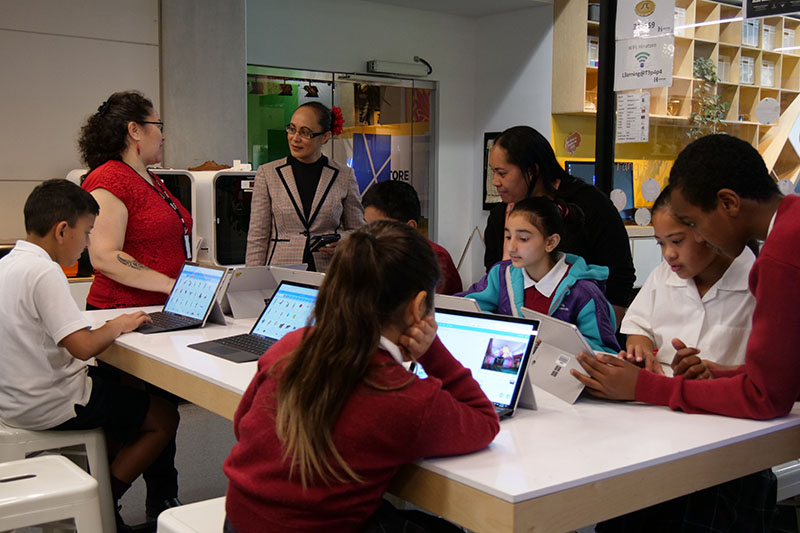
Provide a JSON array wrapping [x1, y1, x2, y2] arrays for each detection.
[[223, 221, 500, 533]]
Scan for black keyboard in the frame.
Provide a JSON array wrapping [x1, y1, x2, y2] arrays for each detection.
[[147, 312, 201, 330], [216, 334, 276, 355]]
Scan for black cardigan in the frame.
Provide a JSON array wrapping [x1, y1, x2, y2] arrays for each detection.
[[483, 176, 636, 307]]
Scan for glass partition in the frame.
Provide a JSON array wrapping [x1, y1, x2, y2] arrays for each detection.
[[246, 65, 436, 238]]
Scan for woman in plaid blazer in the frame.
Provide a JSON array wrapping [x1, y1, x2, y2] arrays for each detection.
[[245, 103, 364, 272]]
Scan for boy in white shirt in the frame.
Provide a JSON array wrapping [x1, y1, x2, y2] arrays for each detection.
[[0, 179, 178, 530], [621, 185, 756, 376]]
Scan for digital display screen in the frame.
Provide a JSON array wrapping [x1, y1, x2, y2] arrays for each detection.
[[163, 264, 225, 320], [416, 312, 537, 409], [565, 161, 635, 218], [252, 283, 318, 340]]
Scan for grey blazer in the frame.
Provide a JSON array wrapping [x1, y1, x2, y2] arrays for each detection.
[[245, 157, 365, 272]]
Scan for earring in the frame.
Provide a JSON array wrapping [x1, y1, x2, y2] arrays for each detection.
[[136, 144, 141, 155]]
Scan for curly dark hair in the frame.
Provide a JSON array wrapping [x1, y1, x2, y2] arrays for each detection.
[[78, 91, 154, 171]]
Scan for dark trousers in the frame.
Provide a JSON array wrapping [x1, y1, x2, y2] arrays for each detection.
[[86, 302, 180, 503]]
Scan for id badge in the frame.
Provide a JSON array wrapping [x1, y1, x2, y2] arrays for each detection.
[[184, 234, 192, 260]]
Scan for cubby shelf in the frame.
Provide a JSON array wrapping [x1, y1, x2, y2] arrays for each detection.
[[552, 0, 800, 147]]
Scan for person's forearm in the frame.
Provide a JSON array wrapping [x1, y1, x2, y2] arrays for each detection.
[[91, 251, 174, 294]]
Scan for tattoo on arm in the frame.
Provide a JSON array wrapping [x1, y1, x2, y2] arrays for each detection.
[[117, 254, 151, 271]]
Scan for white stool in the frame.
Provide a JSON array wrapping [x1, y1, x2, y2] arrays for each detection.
[[0, 455, 103, 532], [157, 496, 226, 532], [0, 420, 115, 533]]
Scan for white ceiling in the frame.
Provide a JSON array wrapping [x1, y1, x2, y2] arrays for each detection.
[[363, 0, 553, 18]]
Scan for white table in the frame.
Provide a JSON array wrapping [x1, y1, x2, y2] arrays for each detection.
[[89, 309, 800, 532]]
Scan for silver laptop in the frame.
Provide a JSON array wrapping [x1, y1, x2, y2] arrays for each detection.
[[434, 294, 482, 313], [188, 281, 318, 363], [221, 265, 310, 319], [136, 263, 229, 334], [270, 265, 325, 288], [413, 309, 539, 419], [520, 307, 603, 404]]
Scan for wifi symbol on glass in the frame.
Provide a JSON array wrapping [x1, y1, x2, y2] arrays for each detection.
[[635, 52, 650, 67]]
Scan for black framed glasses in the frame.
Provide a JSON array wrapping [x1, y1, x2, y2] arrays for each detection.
[[141, 121, 164, 132], [285, 124, 325, 139]]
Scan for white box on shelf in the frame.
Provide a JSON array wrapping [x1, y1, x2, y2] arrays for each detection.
[[743, 19, 760, 47], [784, 28, 796, 50], [762, 60, 775, 87], [763, 24, 776, 51], [587, 36, 599, 67], [674, 7, 686, 37], [741, 56, 755, 84], [718, 56, 730, 82]]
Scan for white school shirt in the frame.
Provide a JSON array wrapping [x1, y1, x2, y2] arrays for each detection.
[[0, 241, 92, 430], [621, 248, 756, 373]]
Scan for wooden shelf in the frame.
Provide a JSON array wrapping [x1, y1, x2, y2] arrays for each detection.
[[552, 0, 800, 148]]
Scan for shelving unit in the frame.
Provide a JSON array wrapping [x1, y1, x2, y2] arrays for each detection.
[[552, 0, 800, 147]]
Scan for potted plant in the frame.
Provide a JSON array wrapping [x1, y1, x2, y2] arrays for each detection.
[[688, 57, 730, 139]]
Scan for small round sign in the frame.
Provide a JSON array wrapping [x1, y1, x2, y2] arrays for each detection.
[[755, 97, 780, 125], [778, 178, 795, 196], [641, 178, 661, 202], [610, 189, 628, 212], [634, 207, 652, 226]]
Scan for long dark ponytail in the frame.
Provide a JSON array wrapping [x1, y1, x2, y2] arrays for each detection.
[[274, 220, 440, 487]]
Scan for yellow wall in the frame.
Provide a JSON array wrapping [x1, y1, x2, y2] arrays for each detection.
[[551, 115, 689, 207]]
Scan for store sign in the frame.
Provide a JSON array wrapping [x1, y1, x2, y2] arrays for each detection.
[[617, 0, 676, 39], [745, 0, 800, 18], [614, 36, 674, 90]]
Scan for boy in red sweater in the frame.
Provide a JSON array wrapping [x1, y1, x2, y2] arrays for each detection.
[[574, 134, 795, 531], [362, 180, 463, 295]]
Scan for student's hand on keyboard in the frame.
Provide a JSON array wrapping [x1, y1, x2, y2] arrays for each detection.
[[112, 311, 151, 334], [398, 315, 437, 362]]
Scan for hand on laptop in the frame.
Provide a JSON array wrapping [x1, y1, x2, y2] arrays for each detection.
[[571, 352, 640, 401], [112, 311, 152, 333], [398, 315, 437, 362]]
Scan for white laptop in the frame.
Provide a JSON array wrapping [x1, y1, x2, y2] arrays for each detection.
[[520, 307, 609, 404], [136, 263, 229, 334], [413, 309, 540, 418], [434, 294, 482, 313], [189, 281, 319, 363], [270, 265, 325, 288], [221, 265, 310, 319]]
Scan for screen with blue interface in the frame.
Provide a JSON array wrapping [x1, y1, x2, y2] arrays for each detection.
[[252, 283, 318, 339], [416, 312, 538, 408], [565, 161, 635, 218], [163, 264, 226, 320]]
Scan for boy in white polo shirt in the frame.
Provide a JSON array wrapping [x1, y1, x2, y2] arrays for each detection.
[[620, 185, 756, 376], [0, 179, 178, 530]]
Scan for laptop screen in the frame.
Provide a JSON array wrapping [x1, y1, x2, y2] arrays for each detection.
[[419, 310, 539, 409], [163, 264, 226, 320], [251, 282, 319, 340]]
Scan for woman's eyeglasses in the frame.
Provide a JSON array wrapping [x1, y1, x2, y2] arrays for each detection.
[[285, 124, 325, 139], [141, 121, 164, 132]]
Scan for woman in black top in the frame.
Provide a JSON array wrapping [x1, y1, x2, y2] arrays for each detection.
[[484, 126, 635, 311]]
